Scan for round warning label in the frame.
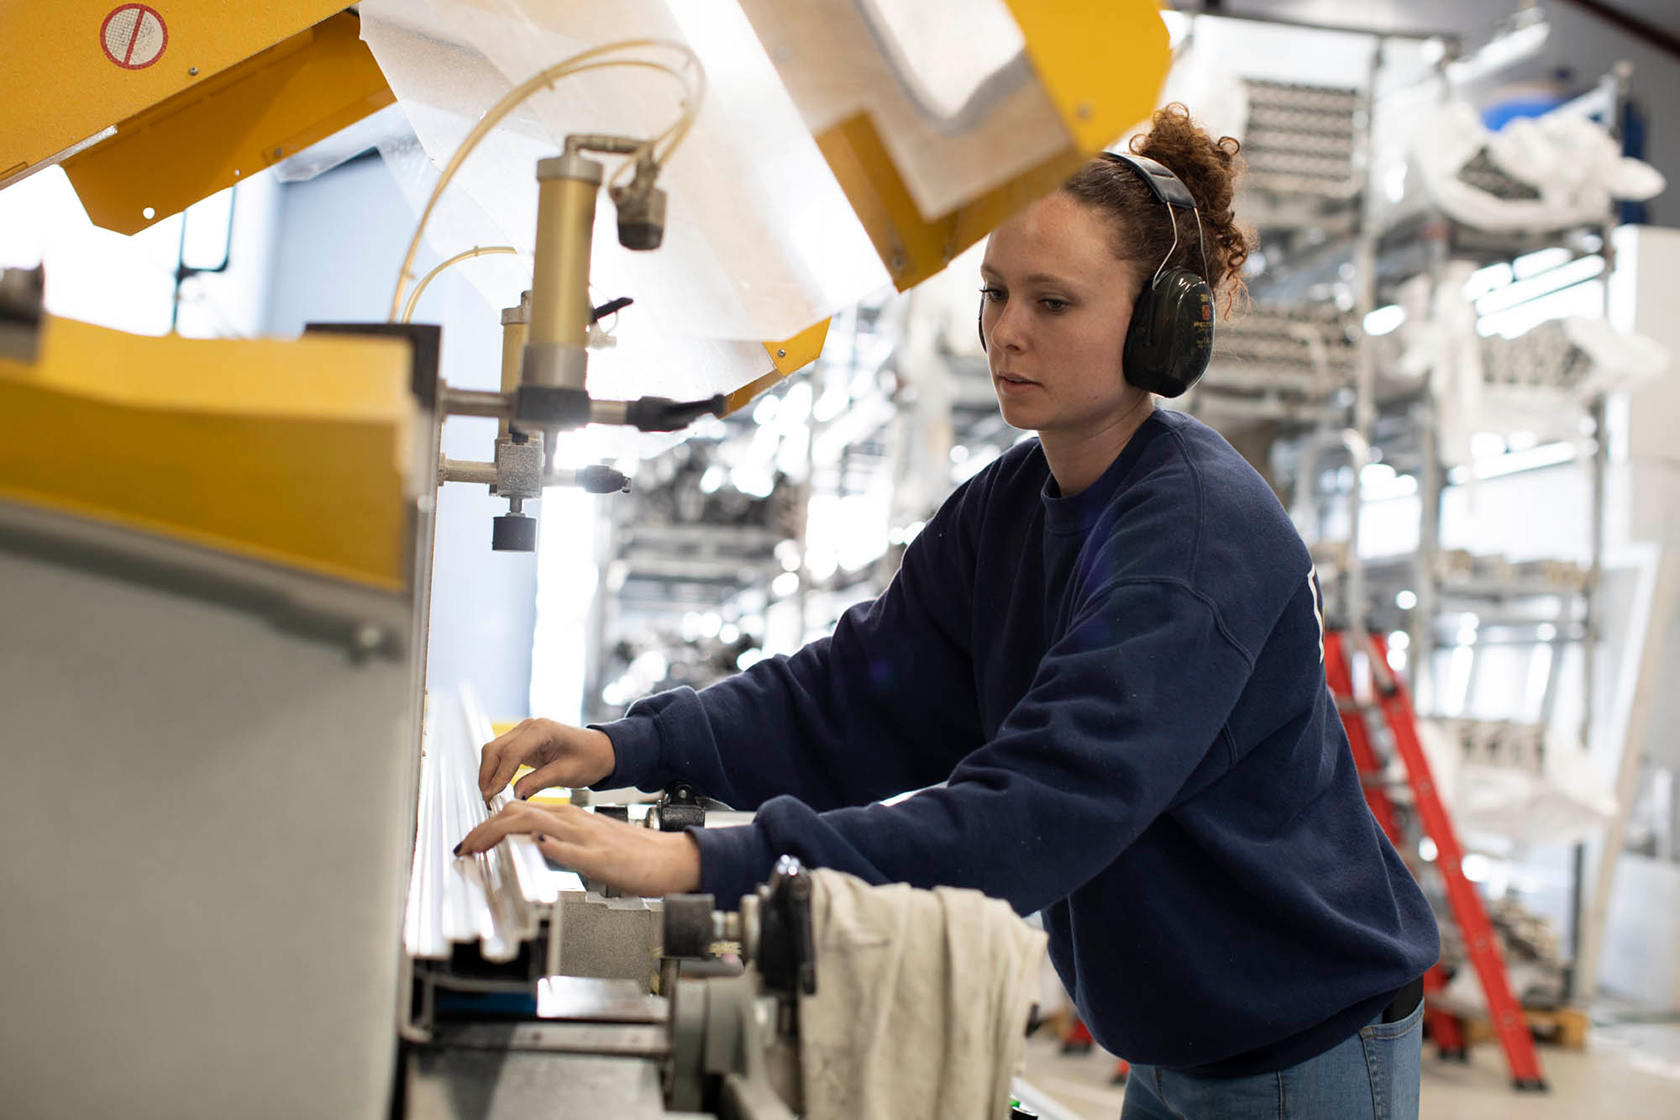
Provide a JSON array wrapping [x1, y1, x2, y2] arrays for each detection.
[[101, 4, 168, 71]]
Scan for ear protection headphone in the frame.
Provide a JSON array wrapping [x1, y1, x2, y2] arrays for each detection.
[[978, 151, 1215, 399]]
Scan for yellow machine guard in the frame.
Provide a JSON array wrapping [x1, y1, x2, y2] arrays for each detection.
[[0, 315, 421, 591]]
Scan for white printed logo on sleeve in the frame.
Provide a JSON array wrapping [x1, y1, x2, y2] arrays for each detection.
[[1308, 566, 1325, 662]]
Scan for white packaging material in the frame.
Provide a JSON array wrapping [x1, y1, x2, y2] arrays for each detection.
[[1412, 100, 1665, 233], [1561, 314, 1669, 398], [1417, 718, 1619, 849]]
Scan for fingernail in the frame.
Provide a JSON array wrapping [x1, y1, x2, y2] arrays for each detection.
[[452, 843, 462, 856]]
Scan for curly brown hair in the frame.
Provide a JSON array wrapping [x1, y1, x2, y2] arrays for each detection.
[[1061, 103, 1254, 318]]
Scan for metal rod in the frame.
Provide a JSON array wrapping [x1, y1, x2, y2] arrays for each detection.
[[499, 292, 531, 440], [1559, 0, 1680, 60], [439, 385, 515, 419], [1409, 51, 1454, 717], [1342, 44, 1385, 646], [1187, 5, 1459, 43], [439, 456, 498, 486], [1568, 61, 1631, 998], [438, 455, 619, 492]]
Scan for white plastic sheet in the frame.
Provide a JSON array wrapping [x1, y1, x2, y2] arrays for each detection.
[[359, 0, 890, 401], [736, 0, 1064, 221]]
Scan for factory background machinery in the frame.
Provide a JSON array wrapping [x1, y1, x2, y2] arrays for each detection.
[[4, 2, 1680, 1118]]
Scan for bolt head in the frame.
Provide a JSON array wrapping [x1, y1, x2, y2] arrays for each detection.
[[776, 348, 786, 359]]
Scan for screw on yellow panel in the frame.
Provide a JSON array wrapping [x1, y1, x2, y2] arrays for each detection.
[[716, 319, 834, 417], [764, 319, 830, 376]]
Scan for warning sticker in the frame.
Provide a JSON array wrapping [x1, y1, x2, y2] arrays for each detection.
[[101, 4, 168, 71]]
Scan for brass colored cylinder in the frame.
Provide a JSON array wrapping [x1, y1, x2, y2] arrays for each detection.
[[498, 292, 530, 438], [526, 155, 601, 387]]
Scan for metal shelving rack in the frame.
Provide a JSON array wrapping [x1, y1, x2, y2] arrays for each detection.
[[1396, 68, 1632, 1004], [1176, 8, 1636, 1024]]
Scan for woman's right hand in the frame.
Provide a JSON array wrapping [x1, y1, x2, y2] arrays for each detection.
[[477, 718, 617, 802]]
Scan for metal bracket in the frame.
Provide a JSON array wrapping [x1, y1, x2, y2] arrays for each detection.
[[494, 435, 543, 501]]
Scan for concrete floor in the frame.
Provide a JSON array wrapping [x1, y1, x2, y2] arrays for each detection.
[[1018, 1018, 1680, 1118]]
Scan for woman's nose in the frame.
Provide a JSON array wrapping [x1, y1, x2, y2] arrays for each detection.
[[989, 301, 1026, 350]]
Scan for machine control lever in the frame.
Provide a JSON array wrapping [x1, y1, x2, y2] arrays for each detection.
[[591, 296, 633, 322], [758, 856, 817, 997]]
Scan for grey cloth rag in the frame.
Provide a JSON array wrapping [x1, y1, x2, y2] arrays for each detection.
[[797, 869, 1048, 1120]]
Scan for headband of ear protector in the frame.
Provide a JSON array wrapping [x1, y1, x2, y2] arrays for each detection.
[[977, 151, 1215, 399]]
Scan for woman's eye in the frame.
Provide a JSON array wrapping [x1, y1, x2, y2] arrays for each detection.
[[979, 286, 1005, 302], [1041, 298, 1069, 312]]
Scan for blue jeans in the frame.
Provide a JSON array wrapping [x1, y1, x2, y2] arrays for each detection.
[[1119, 1002, 1423, 1120]]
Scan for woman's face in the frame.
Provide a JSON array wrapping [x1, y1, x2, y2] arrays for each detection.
[[979, 191, 1144, 436]]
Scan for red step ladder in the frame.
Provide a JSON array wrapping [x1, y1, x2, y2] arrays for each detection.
[[1325, 630, 1547, 1091]]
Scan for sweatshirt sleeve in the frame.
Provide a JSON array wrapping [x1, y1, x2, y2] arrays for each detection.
[[589, 479, 986, 811], [690, 577, 1256, 912]]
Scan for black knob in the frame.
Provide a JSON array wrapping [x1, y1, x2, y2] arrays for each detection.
[[576, 464, 631, 494], [662, 893, 716, 958], [491, 512, 536, 551]]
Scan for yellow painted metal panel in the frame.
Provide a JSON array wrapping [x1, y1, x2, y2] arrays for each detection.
[[0, 0, 348, 185], [763, 320, 830, 377], [58, 11, 395, 234], [812, 0, 1169, 292], [0, 316, 420, 591], [721, 319, 834, 415], [1004, 0, 1171, 153]]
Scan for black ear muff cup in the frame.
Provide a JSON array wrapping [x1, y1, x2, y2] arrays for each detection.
[[1123, 268, 1213, 398], [1105, 152, 1215, 397], [976, 151, 1216, 400]]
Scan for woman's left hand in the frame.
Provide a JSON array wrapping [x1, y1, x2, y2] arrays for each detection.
[[454, 802, 702, 898]]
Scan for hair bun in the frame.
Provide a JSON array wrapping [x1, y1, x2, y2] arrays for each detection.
[[1131, 103, 1253, 314]]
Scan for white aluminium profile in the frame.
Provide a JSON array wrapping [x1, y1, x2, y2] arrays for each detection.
[[404, 686, 556, 963]]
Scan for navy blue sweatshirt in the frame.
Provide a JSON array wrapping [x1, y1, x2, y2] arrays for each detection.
[[597, 407, 1439, 1075]]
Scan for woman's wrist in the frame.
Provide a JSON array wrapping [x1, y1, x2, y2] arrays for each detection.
[[669, 831, 703, 893], [582, 727, 618, 785]]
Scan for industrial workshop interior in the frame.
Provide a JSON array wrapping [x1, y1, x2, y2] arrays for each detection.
[[5, 1, 1680, 1118]]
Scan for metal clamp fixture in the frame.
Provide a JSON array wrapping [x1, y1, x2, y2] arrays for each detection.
[[647, 782, 705, 832], [657, 856, 816, 998], [661, 857, 814, 1116], [427, 135, 725, 550]]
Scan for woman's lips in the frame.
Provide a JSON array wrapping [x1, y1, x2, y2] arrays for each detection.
[[995, 373, 1040, 395]]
